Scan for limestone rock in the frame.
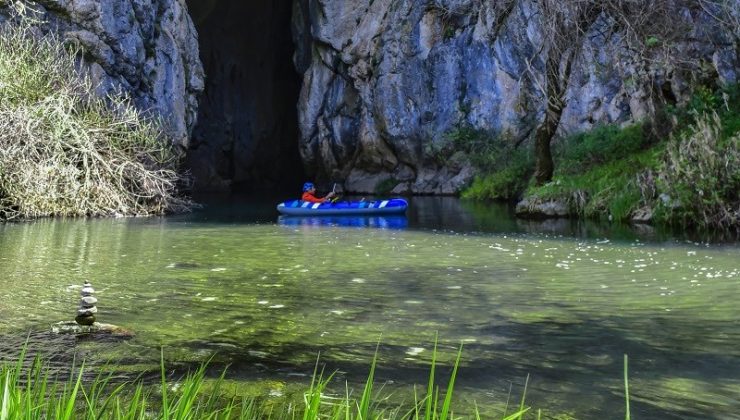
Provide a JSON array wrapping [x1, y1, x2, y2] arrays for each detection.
[[631, 206, 654, 223], [293, 0, 738, 195], [515, 197, 571, 219], [0, 0, 204, 147]]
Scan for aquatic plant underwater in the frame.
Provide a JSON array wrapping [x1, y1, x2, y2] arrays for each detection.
[[0, 340, 635, 419]]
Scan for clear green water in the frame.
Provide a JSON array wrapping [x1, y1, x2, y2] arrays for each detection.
[[1, 197, 739, 418]]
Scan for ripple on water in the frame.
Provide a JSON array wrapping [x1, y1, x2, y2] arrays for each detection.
[[2, 218, 740, 419]]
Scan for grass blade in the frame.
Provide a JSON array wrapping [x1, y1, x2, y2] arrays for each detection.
[[439, 342, 463, 420], [624, 354, 630, 420]]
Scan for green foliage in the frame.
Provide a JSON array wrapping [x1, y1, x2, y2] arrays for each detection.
[[520, 122, 657, 221], [445, 126, 498, 169], [665, 83, 740, 135], [526, 149, 660, 221], [645, 36, 660, 48], [0, 13, 192, 220], [555, 124, 653, 174], [375, 178, 399, 195], [716, 84, 740, 140], [448, 126, 534, 201], [514, 83, 740, 229], [443, 25, 455, 39], [648, 113, 740, 229], [462, 158, 531, 201]]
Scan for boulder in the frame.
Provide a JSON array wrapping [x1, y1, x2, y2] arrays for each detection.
[[515, 197, 571, 218]]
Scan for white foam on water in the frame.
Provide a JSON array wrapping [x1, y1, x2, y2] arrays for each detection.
[[201, 297, 217, 302], [269, 304, 285, 309], [406, 347, 424, 356], [257, 300, 269, 305], [211, 268, 226, 272]]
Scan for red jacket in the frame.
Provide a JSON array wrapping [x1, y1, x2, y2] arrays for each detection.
[[301, 192, 327, 203]]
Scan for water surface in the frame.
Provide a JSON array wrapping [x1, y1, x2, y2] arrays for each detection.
[[1, 196, 738, 418]]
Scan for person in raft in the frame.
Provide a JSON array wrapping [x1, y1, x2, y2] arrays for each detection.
[[301, 182, 336, 203]]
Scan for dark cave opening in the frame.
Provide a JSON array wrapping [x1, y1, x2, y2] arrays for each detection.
[[185, 0, 304, 193]]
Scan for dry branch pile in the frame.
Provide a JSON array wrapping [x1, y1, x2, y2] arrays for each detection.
[[0, 15, 192, 220]]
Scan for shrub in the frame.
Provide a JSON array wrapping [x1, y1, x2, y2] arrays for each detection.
[[462, 149, 532, 201], [450, 127, 534, 200], [650, 113, 740, 229], [0, 13, 192, 220], [555, 123, 653, 174], [525, 149, 659, 221]]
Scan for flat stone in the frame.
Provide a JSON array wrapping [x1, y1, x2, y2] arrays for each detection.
[[80, 296, 98, 305], [78, 306, 98, 315], [81, 286, 95, 295]]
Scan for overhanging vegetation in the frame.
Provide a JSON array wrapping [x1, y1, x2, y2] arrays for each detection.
[[0, 15, 193, 221]]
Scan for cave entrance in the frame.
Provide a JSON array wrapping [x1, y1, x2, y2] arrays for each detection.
[[185, 0, 304, 193]]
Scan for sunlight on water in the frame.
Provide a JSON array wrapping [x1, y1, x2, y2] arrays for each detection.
[[0, 209, 739, 418]]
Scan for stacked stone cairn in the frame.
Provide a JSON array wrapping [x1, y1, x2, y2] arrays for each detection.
[[75, 281, 98, 326]]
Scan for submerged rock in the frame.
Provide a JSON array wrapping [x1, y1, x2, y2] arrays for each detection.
[[52, 321, 135, 338]]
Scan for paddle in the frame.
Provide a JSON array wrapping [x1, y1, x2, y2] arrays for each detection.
[[330, 183, 341, 203]]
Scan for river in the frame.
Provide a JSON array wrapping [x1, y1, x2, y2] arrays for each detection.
[[0, 196, 738, 418]]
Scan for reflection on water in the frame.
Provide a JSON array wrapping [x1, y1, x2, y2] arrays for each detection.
[[1, 195, 739, 418], [278, 215, 408, 230]]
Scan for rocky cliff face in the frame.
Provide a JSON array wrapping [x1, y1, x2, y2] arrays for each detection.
[[0, 0, 203, 148], [2, 0, 737, 196], [294, 0, 739, 194]]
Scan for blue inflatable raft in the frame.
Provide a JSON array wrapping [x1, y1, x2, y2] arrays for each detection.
[[277, 198, 408, 216]]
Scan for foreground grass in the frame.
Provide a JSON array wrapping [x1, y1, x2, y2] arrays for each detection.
[[0, 11, 192, 220], [0, 342, 637, 419], [0, 342, 535, 420]]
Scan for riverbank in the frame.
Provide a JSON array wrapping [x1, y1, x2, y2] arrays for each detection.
[[464, 84, 740, 234]]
